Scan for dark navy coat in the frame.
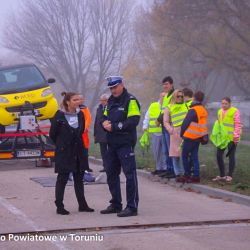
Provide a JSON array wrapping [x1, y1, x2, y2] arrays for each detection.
[[49, 110, 88, 173]]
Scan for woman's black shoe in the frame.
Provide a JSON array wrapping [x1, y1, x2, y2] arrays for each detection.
[[79, 207, 95, 212], [57, 208, 70, 215]]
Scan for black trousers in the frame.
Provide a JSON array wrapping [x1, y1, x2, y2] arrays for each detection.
[[216, 141, 237, 177], [85, 149, 90, 171], [99, 142, 108, 170], [55, 170, 88, 209], [106, 145, 139, 210]]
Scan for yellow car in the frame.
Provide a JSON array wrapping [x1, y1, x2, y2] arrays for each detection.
[[0, 64, 58, 132]]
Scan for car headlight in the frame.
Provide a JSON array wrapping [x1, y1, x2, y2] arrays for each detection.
[[41, 88, 53, 97], [0, 96, 9, 103]]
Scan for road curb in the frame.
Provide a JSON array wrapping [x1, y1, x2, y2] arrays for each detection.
[[137, 169, 250, 207], [89, 156, 250, 207]]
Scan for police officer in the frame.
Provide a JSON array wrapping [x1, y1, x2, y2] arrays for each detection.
[[100, 76, 140, 217]]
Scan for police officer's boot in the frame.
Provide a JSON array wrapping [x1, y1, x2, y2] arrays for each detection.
[[117, 207, 137, 217], [100, 205, 122, 214]]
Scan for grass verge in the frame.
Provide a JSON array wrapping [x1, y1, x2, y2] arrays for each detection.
[[88, 136, 250, 196]]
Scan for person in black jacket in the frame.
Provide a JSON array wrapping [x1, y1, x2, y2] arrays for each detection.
[[94, 94, 109, 172], [49, 92, 94, 215], [100, 76, 140, 217]]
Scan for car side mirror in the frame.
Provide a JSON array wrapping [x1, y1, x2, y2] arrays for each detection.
[[47, 78, 56, 84]]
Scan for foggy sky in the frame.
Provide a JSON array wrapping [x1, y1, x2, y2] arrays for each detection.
[[0, 0, 151, 56], [0, 0, 21, 32], [0, 0, 21, 54]]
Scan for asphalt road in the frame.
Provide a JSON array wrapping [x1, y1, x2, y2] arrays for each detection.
[[0, 160, 250, 250]]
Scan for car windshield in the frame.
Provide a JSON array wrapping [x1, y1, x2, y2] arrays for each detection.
[[0, 65, 48, 94]]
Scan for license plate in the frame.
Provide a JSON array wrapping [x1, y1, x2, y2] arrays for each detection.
[[17, 150, 41, 158]]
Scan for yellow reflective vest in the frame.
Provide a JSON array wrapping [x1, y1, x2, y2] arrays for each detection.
[[168, 103, 188, 127], [162, 93, 173, 110], [218, 107, 237, 141], [185, 100, 193, 109], [148, 102, 162, 133]]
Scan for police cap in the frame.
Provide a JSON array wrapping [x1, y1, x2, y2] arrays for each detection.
[[106, 76, 123, 88]]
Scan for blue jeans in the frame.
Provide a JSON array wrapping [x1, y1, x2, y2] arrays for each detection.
[[162, 127, 173, 171], [150, 134, 167, 171], [182, 139, 200, 177], [172, 157, 184, 176]]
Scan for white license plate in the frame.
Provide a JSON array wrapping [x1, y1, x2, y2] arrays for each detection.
[[17, 150, 41, 157]]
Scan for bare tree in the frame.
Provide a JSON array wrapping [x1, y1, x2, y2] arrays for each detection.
[[157, 0, 250, 95], [4, 0, 133, 110], [87, 0, 132, 109], [130, 0, 250, 102]]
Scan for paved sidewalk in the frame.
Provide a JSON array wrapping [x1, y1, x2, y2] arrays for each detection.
[[0, 160, 250, 249], [137, 169, 250, 207], [90, 156, 250, 207]]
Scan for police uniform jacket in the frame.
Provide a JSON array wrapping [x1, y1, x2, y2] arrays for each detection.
[[102, 88, 140, 147]]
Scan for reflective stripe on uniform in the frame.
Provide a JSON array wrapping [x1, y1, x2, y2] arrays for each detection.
[[185, 128, 208, 136], [190, 122, 207, 128], [104, 107, 108, 116], [149, 125, 159, 129], [223, 123, 234, 128], [171, 111, 187, 119], [127, 99, 140, 117], [172, 118, 186, 125]]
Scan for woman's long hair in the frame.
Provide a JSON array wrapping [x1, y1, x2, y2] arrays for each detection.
[[61, 92, 78, 111]]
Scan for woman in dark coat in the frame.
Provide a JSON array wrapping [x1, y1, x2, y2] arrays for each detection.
[[49, 92, 94, 215]]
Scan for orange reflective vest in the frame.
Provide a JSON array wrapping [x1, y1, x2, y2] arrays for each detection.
[[81, 107, 91, 149], [183, 105, 208, 139]]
